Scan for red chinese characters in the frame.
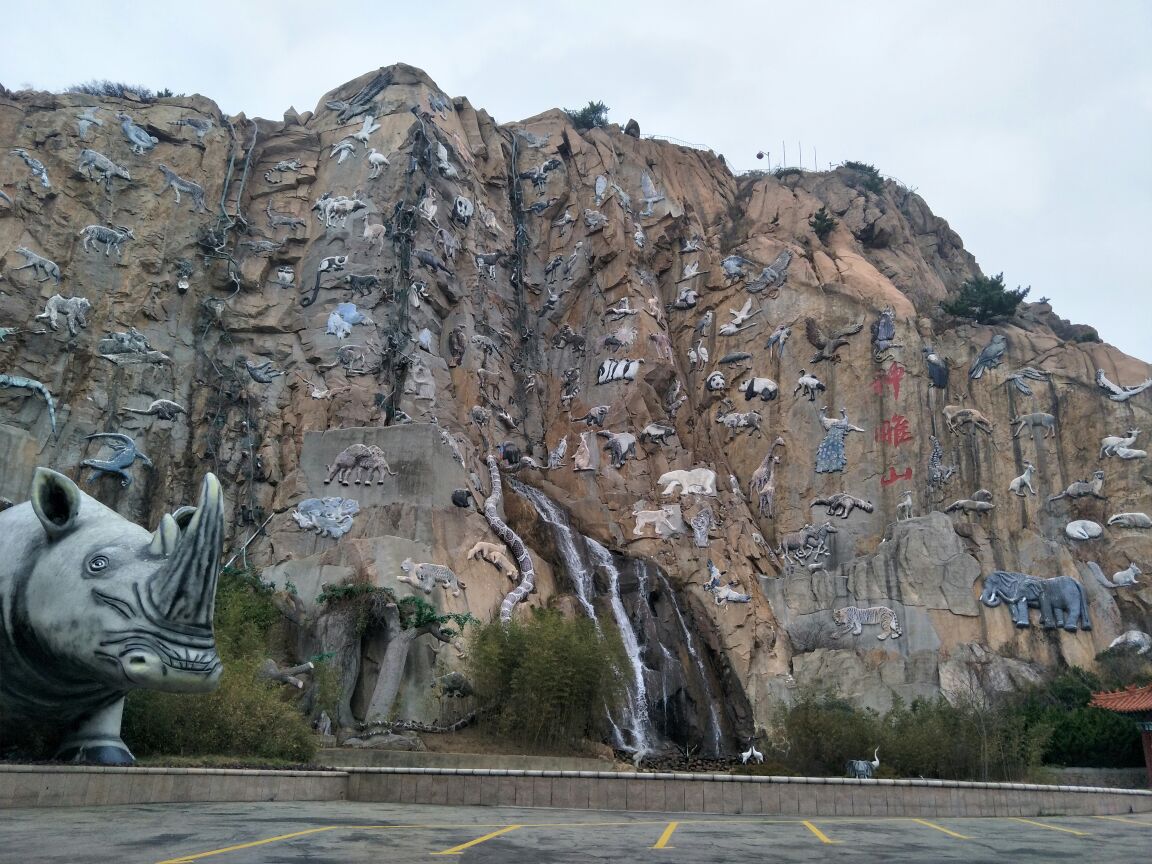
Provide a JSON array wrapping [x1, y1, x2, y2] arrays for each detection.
[[881, 466, 913, 487], [876, 414, 913, 447], [872, 362, 906, 401]]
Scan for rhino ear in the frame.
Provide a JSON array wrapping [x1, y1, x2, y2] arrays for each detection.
[[171, 506, 197, 530], [30, 467, 82, 540]]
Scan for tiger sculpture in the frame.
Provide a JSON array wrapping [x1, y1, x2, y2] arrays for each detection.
[[832, 605, 902, 640]]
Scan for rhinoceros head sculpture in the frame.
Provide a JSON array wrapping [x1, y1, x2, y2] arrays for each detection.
[[0, 468, 224, 764]]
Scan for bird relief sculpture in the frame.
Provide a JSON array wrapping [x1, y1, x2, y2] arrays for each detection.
[[969, 334, 1007, 379], [804, 316, 866, 364], [719, 298, 760, 336], [76, 106, 104, 140], [1096, 369, 1152, 402], [746, 250, 793, 295], [871, 307, 901, 360], [116, 112, 158, 155], [815, 409, 864, 474], [922, 345, 950, 390]]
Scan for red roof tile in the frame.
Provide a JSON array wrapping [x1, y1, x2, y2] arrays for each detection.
[[1090, 684, 1152, 714]]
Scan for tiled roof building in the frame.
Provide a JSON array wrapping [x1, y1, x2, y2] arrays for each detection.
[[1091, 685, 1152, 787]]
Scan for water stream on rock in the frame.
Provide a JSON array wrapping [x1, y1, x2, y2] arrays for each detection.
[[587, 537, 654, 756], [653, 566, 724, 755], [510, 479, 729, 757], [510, 481, 652, 752], [513, 481, 598, 624]]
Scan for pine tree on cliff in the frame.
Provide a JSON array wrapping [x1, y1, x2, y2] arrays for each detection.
[[941, 273, 1030, 325], [564, 101, 609, 131], [809, 207, 837, 242]]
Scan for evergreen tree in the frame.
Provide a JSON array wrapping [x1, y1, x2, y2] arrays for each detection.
[[940, 273, 1030, 324]]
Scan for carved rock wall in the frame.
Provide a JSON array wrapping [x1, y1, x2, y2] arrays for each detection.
[[1, 64, 1149, 743]]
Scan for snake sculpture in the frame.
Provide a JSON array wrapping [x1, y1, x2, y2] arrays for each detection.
[[482, 454, 536, 622]]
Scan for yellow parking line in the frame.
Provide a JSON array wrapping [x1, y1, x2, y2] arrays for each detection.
[[154, 827, 339, 863], [652, 821, 679, 849], [431, 824, 523, 855], [802, 821, 840, 844], [1094, 815, 1152, 826], [1010, 818, 1090, 836], [912, 818, 970, 839]]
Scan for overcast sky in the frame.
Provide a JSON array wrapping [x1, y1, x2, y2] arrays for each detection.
[[3, 0, 1149, 361]]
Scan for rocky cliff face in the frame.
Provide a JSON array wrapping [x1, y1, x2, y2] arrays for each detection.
[[1, 64, 1149, 753]]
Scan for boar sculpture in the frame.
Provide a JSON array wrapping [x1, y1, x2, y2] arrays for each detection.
[[0, 468, 224, 764]]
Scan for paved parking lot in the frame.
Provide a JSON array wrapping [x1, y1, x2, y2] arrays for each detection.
[[1, 801, 1149, 863]]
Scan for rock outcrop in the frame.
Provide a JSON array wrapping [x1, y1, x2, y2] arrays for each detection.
[[1, 64, 1149, 752]]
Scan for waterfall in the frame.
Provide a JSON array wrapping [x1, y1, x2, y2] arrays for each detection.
[[588, 538, 655, 756], [511, 480, 654, 755], [654, 567, 724, 755], [509, 480, 731, 757], [510, 481, 597, 623]]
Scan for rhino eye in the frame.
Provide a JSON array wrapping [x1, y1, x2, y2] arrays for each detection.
[[87, 555, 110, 575]]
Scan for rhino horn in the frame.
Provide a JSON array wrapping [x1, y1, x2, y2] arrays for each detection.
[[146, 473, 224, 627], [147, 513, 181, 557]]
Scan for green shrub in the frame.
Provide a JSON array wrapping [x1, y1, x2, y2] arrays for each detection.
[[66, 80, 159, 102], [317, 581, 472, 638], [1018, 668, 1144, 768], [808, 206, 837, 241], [123, 658, 316, 761], [564, 100, 609, 131], [881, 696, 1048, 781], [468, 609, 623, 750], [774, 690, 1049, 781], [777, 692, 881, 775], [842, 161, 884, 194], [773, 166, 804, 179], [121, 566, 316, 762], [939, 272, 1030, 324]]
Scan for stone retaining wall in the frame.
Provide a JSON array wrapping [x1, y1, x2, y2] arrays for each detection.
[[3, 764, 1149, 815], [345, 768, 1152, 817], [0, 765, 348, 808]]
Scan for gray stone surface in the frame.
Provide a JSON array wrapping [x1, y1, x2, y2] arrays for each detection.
[[300, 424, 469, 509]]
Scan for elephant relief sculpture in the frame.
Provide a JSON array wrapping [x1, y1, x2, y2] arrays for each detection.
[[0, 469, 224, 764], [979, 571, 1092, 632], [324, 444, 398, 485]]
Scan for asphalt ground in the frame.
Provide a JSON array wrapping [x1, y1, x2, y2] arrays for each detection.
[[1, 801, 1150, 863]]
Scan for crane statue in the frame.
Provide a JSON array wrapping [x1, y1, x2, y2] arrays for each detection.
[[741, 743, 764, 764], [846, 748, 880, 779]]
